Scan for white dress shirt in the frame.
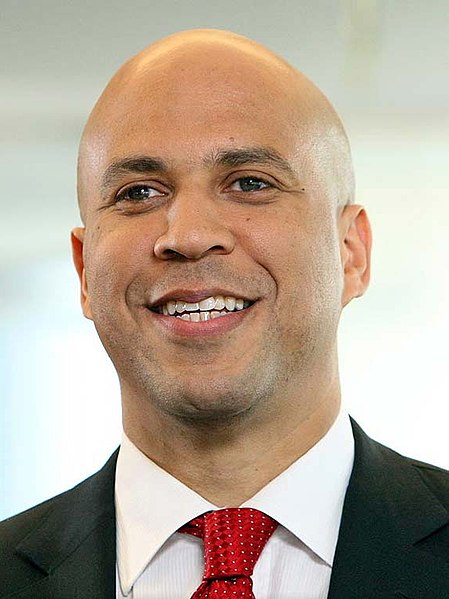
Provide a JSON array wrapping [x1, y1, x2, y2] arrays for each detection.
[[115, 410, 354, 598]]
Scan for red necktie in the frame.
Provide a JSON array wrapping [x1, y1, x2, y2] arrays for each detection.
[[179, 507, 278, 598]]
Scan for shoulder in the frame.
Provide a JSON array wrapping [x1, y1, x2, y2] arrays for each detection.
[[0, 450, 118, 593], [0, 492, 59, 552], [0, 465, 103, 547], [331, 421, 449, 598], [350, 418, 449, 505]]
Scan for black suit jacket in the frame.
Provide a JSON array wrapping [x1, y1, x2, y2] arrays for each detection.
[[1, 421, 449, 598]]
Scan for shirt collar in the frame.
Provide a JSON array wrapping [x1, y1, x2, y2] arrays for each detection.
[[115, 436, 217, 595], [241, 409, 354, 565], [115, 409, 354, 594]]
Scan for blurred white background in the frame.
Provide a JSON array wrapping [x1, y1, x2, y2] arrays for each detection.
[[1, 0, 448, 519]]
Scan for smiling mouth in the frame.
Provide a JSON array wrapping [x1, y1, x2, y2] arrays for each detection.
[[151, 295, 253, 322]]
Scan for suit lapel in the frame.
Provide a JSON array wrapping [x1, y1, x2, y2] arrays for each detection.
[[328, 421, 449, 599], [7, 451, 118, 599]]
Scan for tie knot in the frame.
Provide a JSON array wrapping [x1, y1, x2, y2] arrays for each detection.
[[180, 507, 277, 581]]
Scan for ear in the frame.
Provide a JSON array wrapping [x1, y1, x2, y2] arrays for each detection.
[[339, 204, 372, 307], [71, 227, 93, 320]]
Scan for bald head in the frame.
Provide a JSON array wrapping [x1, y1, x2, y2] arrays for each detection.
[[77, 29, 354, 223]]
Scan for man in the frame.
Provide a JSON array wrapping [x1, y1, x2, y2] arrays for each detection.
[[1, 29, 448, 599]]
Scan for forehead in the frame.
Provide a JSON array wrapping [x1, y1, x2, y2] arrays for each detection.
[[85, 50, 307, 172]]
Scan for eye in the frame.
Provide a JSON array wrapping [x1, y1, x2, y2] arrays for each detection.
[[229, 177, 271, 192], [116, 184, 165, 203]]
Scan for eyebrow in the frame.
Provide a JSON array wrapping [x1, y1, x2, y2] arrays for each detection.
[[101, 156, 169, 192], [101, 146, 297, 193], [207, 147, 297, 177]]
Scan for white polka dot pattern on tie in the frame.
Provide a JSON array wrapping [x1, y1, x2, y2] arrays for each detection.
[[179, 508, 278, 598]]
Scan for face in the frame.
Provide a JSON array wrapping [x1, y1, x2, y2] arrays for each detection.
[[73, 45, 370, 425]]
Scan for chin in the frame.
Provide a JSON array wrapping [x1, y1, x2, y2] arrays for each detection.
[[171, 399, 255, 425], [137, 365, 279, 425]]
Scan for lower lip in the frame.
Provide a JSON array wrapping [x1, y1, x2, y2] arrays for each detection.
[[147, 305, 254, 338]]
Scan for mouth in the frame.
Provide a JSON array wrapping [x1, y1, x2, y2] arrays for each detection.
[[150, 294, 254, 322]]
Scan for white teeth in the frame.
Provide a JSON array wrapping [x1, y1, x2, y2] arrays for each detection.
[[176, 301, 186, 313], [214, 295, 226, 310], [225, 296, 236, 311], [175, 310, 229, 321], [185, 302, 199, 312], [199, 297, 215, 311], [160, 295, 250, 317], [211, 311, 227, 319]]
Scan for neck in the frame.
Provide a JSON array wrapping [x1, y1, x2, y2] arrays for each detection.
[[122, 379, 341, 507]]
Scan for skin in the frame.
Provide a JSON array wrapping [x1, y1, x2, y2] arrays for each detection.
[[72, 29, 372, 506]]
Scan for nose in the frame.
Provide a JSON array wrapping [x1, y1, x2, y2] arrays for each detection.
[[153, 193, 236, 260]]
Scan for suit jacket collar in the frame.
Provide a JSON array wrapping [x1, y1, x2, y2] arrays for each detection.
[[8, 422, 449, 599], [328, 419, 449, 599]]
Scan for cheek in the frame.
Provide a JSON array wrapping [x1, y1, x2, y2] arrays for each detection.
[[243, 206, 342, 310], [239, 207, 298, 262], [83, 221, 153, 306]]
